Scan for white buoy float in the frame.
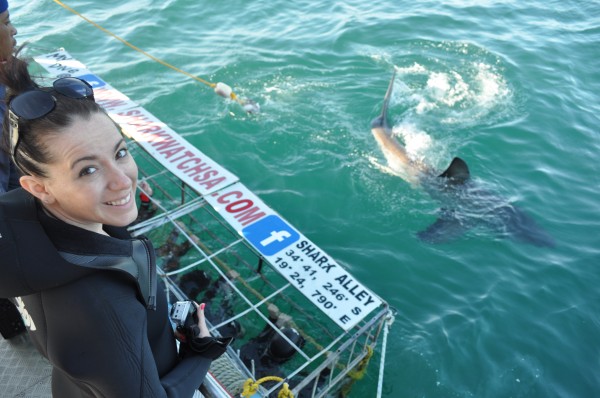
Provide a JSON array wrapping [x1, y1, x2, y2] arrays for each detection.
[[214, 82, 233, 98], [214, 82, 260, 113]]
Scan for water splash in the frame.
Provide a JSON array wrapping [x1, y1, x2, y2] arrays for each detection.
[[393, 58, 512, 130], [370, 41, 517, 171], [392, 122, 434, 165]]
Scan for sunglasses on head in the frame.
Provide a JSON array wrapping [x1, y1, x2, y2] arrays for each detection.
[[8, 77, 95, 165]]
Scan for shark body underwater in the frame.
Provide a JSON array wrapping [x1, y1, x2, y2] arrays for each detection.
[[371, 71, 555, 248]]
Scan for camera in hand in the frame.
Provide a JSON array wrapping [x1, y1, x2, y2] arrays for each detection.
[[170, 301, 199, 338], [170, 300, 234, 359]]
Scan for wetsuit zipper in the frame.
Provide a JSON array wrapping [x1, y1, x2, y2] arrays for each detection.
[[139, 236, 157, 310]]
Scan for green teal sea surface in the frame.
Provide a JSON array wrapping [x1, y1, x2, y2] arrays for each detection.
[[13, 1, 600, 397]]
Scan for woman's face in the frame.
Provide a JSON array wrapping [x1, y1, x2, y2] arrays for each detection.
[[0, 10, 17, 61], [35, 112, 139, 234]]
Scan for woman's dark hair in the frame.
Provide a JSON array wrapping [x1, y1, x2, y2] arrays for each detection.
[[1, 54, 106, 177]]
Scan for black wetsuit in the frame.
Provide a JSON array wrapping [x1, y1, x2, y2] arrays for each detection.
[[0, 188, 211, 397]]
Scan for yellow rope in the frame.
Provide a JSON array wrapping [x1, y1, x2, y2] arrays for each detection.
[[339, 346, 375, 397], [241, 376, 294, 398], [347, 345, 374, 380], [51, 0, 245, 103]]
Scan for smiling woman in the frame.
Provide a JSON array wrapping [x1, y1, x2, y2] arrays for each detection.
[[6, 73, 139, 234], [19, 110, 139, 234], [0, 55, 227, 397]]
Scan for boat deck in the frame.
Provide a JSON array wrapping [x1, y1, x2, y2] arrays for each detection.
[[0, 334, 52, 398], [0, 335, 212, 398]]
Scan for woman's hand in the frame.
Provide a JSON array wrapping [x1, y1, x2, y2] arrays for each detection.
[[195, 302, 211, 338], [174, 302, 211, 342]]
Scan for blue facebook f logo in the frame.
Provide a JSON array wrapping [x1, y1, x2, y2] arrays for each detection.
[[77, 73, 107, 89], [242, 215, 299, 256]]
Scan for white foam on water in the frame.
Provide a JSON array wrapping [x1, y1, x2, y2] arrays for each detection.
[[393, 59, 512, 130], [392, 122, 433, 164], [395, 62, 428, 75], [473, 62, 510, 107], [427, 71, 470, 108]]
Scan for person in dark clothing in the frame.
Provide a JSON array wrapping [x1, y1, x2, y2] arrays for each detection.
[[0, 55, 221, 397], [0, 0, 26, 341], [0, 0, 19, 192]]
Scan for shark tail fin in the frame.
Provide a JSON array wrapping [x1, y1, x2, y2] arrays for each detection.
[[439, 157, 470, 184], [370, 69, 397, 130]]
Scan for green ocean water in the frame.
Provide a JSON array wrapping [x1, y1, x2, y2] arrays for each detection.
[[13, 1, 600, 397]]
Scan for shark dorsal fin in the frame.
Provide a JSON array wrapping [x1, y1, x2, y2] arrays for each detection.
[[370, 70, 397, 130], [439, 157, 470, 184]]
